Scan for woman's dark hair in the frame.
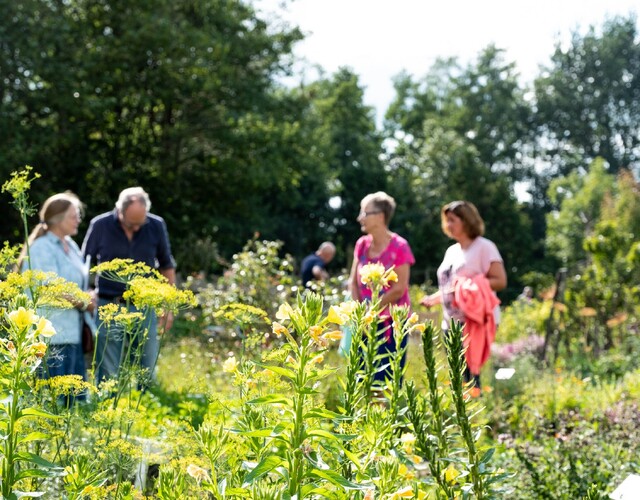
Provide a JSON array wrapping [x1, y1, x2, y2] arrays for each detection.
[[441, 200, 485, 239]]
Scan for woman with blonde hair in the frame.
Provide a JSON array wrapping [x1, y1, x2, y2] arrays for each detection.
[[349, 191, 415, 385], [21, 192, 96, 381]]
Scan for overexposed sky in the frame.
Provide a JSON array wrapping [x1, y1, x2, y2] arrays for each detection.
[[257, 0, 638, 123]]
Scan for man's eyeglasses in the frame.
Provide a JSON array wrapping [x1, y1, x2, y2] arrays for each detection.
[[358, 210, 382, 218]]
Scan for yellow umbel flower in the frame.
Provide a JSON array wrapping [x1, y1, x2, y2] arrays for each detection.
[[124, 277, 197, 313]]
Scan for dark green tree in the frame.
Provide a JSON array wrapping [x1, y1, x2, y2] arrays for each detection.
[[0, 0, 305, 271], [534, 15, 640, 176]]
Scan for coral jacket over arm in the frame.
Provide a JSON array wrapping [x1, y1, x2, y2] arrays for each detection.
[[452, 274, 501, 375]]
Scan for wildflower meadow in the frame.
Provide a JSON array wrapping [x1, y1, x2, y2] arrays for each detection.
[[1, 167, 639, 499]]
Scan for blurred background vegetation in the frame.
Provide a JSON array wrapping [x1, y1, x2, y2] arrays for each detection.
[[1, 1, 640, 305]]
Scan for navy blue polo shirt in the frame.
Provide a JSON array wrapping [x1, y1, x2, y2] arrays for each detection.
[[82, 209, 176, 297]]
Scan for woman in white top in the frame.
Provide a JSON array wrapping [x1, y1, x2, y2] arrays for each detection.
[[421, 200, 507, 391]]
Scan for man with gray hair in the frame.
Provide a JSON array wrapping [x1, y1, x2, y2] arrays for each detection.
[[82, 187, 176, 385]]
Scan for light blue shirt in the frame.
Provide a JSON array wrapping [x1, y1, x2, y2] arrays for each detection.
[[22, 232, 87, 345]]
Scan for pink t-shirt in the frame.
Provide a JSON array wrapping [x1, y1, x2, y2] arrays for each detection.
[[437, 236, 503, 327], [354, 232, 415, 310]]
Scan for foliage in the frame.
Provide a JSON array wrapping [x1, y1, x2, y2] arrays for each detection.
[[534, 15, 640, 176]]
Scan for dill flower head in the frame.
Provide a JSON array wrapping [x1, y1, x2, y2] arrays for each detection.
[[92, 258, 162, 285], [212, 303, 269, 327], [1, 166, 40, 200]]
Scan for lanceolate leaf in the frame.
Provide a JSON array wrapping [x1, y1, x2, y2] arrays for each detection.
[[241, 455, 286, 486]]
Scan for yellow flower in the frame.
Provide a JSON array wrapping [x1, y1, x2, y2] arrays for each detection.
[[327, 305, 346, 325], [35, 317, 56, 338], [363, 311, 376, 325], [413, 323, 426, 333], [322, 330, 343, 341], [364, 489, 375, 500], [275, 302, 294, 321], [389, 486, 414, 499], [272, 321, 288, 338], [359, 263, 386, 286], [222, 356, 239, 373], [398, 463, 415, 480], [186, 463, 210, 483], [360, 263, 398, 289], [8, 307, 38, 331], [31, 341, 47, 358], [443, 464, 460, 484], [400, 432, 416, 454], [386, 269, 398, 284], [408, 313, 419, 324], [309, 325, 323, 342], [310, 354, 324, 365]]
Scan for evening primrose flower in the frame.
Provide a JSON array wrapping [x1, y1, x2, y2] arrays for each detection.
[[389, 486, 414, 499], [408, 313, 419, 324], [310, 354, 324, 365], [443, 464, 460, 484], [309, 325, 323, 343], [327, 300, 357, 325], [360, 263, 398, 289], [31, 341, 47, 358], [322, 330, 343, 341], [272, 321, 288, 338], [400, 432, 416, 454], [398, 463, 415, 481], [8, 307, 39, 331], [35, 317, 56, 338], [275, 302, 294, 321], [186, 463, 210, 483], [222, 356, 239, 373]]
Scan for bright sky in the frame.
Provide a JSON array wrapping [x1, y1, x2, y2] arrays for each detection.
[[257, 0, 638, 124]]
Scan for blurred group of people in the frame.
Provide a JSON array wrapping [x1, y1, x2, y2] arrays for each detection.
[[300, 192, 507, 395], [27, 183, 506, 398], [21, 188, 175, 392]]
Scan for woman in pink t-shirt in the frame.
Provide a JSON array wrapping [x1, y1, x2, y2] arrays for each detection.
[[349, 191, 415, 383], [420, 200, 507, 394]]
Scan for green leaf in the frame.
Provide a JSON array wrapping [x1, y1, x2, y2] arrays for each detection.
[[13, 452, 61, 470], [236, 428, 273, 438], [309, 469, 369, 490], [19, 408, 60, 420], [10, 490, 46, 498], [303, 408, 350, 421], [14, 469, 53, 481], [17, 432, 49, 445], [479, 447, 495, 464], [254, 363, 296, 380], [307, 429, 342, 442], [247, 394, 293, 406], [241, 455, 286, 486]]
